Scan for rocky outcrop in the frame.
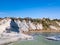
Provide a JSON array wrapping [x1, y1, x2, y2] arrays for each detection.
[[49, 25, 58, 30], [0, 18, 11, 34], [0, 17, 60, 34], [28, 21, 36, 30], [36, 23, 43, 30], [0, 18, 34, 44]]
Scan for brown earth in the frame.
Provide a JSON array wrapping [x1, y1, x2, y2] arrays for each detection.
[[22, 30, 60, 34]]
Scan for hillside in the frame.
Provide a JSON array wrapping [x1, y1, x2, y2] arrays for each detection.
[[0, 17, 60, 34]]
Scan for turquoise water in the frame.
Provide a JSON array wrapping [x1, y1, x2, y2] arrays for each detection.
[[12, 33, 60, 45]]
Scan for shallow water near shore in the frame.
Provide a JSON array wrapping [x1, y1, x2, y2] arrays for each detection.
[[11, 33, 60, 45]]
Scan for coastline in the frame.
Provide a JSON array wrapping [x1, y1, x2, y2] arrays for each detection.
[[22, 30, 60, 35]]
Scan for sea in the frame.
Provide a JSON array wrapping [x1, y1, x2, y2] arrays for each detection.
[[9, 32, 60, 45]]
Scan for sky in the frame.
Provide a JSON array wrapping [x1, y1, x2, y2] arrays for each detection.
[[0, 0, 60, 19]]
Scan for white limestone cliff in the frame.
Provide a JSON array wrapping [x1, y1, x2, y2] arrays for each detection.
[[56, 21, 60, 26], [49, 25, 57, 30], [28, 21, 36, 30], [0, 18, 11, 34], [36, 23, 43, 30]]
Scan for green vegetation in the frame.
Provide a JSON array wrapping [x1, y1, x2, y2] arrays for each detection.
[[0, 17, 60, 30]]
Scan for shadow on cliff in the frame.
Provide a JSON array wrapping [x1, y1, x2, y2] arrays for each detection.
[[10, 19, 19, 33]]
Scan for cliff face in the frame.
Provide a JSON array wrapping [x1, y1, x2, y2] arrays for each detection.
[[0, 17, 60, 34]]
